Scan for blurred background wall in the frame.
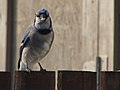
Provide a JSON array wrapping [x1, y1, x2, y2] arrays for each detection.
[[0, 0, 7, 71], [0, 0, 114, 71]]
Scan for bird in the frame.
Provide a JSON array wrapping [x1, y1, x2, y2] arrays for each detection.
[[18, 8, 54, 72]]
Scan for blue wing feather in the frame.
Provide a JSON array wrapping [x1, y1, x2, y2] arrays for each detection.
[[18, 29, 31, 69], [21, 29, 31, 43]]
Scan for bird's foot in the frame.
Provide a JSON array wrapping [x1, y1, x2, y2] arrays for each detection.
[[38, 62, 46, 72], [26, 68, 31, 73], [40, 68, 46, 72]]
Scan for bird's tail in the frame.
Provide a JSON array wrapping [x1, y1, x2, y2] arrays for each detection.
[[18, 57, 21, 69]]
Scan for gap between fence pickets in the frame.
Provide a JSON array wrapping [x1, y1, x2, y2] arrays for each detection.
[[55, 71, 58, 90]]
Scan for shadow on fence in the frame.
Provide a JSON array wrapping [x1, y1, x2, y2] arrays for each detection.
[[0, 71, 120, 90]]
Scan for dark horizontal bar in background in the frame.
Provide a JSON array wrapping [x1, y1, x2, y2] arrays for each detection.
[[0, 72, 11, 90], [14, 71, 55, 90]]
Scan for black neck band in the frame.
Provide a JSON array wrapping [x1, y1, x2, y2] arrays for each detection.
[[33, 25, 52, 35], [38, 29, 51, 35], [33, 18, 52, 35]]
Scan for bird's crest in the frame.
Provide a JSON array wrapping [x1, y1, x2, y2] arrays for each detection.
[[36, 8, 49, 17]]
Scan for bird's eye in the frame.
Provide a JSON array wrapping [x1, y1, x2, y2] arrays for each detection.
[[36, 14, 40, 17]]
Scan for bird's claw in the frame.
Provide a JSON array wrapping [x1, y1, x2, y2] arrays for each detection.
[[38, 62, 46, 72], [26, 68, 31, 73], [40, 68, 46, 72]]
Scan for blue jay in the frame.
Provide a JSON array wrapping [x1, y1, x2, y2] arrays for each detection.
[[18, 9, 54, 71]]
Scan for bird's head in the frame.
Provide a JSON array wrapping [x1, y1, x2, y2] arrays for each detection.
[[36, 8, 49, 22], [34, 9, 52, 30]]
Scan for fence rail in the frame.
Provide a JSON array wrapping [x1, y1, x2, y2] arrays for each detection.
[[0, 71, 120, 90]]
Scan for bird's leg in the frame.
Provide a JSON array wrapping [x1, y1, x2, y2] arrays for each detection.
[[26, 67, 31, 72], [26, 62, 31, 73], [24, 62, 32, 78], [38, 62, 46, 72]]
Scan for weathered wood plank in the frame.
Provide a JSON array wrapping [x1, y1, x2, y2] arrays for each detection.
[[58, 71, 96, 90], [99, 0, 114, 70], [0, 72, 10, 90], [58, 71, 120, 90], [0, 0, 7, 71], [14, 71, 55, 90], [82, 0, 98, 71]]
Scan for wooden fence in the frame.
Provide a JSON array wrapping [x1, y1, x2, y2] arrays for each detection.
[[14, 71, 55, 90], [58, 71, 120, 90], [0, 71, 120, 90], [0, 71, 55, 90], [0, 72, 10, 90]]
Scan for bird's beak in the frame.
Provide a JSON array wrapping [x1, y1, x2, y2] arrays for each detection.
[[40, 14, 46, 21], [40, 17, 46, 21]]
